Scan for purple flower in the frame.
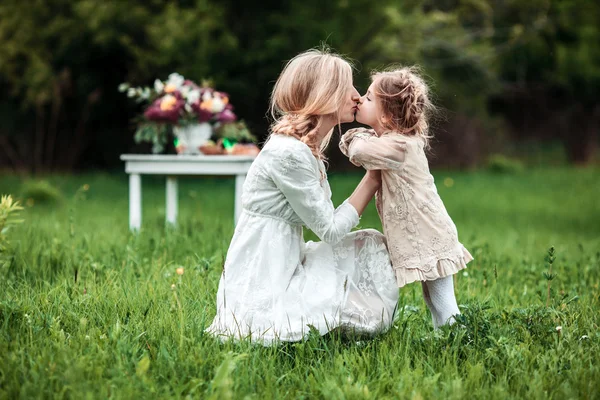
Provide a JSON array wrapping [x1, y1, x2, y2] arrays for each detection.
[[191, 102, 214, 123], [144, 96, 184, 123], [217, 109, 237, 123], [197, 108, 213, 123]]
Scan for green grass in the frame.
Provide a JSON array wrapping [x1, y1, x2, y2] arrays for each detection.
[[0, 167, 599, 399]]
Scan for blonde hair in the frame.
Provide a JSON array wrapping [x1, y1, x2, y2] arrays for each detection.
[[269, 49, 354, 159], [371, 66, 434, 148]]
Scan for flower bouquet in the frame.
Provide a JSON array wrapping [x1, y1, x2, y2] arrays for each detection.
[[119, 73, 257, 155]]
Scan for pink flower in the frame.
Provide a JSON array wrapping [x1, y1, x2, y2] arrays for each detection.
[[160, 94, 179, 111], [198, 108, 213, 123], [217, 109, 237, 123], [191, 102, 214, 123], [144, 96, 184, 123]]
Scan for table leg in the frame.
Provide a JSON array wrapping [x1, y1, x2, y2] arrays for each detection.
[[129, 173, 142, 231], [234, 174, 245, 225], [166, 176, 178, 226]]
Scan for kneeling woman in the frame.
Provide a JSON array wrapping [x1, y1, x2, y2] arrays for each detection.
[[207, 49, 399, 345]]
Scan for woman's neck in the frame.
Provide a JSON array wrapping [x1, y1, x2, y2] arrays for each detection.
[[315, 117, 337, 146]]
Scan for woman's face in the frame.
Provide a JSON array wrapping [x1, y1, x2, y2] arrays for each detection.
[[339, 84, 361, 123]]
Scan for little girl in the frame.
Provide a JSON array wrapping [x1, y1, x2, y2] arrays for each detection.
[[340, 67, 473, 329]]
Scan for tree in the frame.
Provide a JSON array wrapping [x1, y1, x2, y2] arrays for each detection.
[[0, 0, 235, 172], [487, 0, 600, 163], [1, 0, 597, 171]]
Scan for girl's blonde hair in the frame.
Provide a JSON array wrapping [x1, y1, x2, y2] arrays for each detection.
[[269, 49, 354, 159], [371, 66, 434, 148]]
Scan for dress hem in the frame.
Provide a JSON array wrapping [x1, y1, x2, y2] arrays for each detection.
[[394, 246, 473, 288]]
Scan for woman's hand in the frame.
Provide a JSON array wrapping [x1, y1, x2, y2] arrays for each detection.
[[348, 170, 381, 216]]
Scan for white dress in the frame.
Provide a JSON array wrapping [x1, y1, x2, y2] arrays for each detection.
[[207, 134, 399, 345]]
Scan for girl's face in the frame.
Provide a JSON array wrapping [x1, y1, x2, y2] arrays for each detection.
[[356, 80, 385, 132], [340, 85, 361, 123]]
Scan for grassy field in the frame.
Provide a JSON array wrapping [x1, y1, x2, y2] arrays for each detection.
[[0, 167, 599, 399]]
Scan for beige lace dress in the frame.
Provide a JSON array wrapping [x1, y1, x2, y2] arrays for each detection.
[[340, 128, 473, 288]]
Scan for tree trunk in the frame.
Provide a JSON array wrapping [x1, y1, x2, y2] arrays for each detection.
[[564, 105, 599, 165], [0, 135, 25, 172], [34, 103, 46, 174], [45, 82, 62, 171]]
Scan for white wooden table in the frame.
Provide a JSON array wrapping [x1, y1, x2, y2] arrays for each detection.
[[120, 154, 256, 230]]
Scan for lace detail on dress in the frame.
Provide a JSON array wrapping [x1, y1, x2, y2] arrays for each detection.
[[269, 143, 359, 245], [328, 229, 398, 336], [340, 128, 473, 287], [280, 151, 302, 175]]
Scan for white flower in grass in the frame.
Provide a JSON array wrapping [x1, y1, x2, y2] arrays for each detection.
[[580, 335, 589, 340], [556, 326, 562, 334]]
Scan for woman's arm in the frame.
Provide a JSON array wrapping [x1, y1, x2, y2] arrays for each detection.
[[347, 170, 381, 216], [270, 146, 360, 245]]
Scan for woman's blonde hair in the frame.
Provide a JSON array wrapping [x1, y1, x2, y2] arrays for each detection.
[[269, 49, 354, 159], [371, 66, 434, 148]]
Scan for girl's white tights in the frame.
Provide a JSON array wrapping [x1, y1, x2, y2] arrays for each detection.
[[421, 276, 460, 329]]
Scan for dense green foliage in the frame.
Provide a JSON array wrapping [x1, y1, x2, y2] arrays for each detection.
[[0, 0, 599, 171]]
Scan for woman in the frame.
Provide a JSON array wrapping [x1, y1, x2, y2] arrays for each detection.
[[207, 49, 399, 344]]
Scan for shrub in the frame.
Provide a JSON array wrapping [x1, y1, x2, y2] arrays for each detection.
[[20, 180, 63, 204], [0, 195, 23, 254], [486, 154, 525, 174]]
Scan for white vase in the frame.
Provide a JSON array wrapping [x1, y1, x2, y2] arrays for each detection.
[[173, 123, 212, 155]]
